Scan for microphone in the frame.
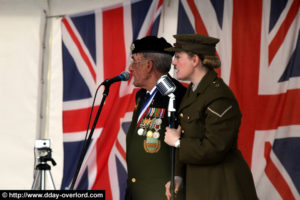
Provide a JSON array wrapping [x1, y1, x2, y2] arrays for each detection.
[[156, 75, 176, 96], [156, 74, 177, 128], [101, 71, 130, 86]]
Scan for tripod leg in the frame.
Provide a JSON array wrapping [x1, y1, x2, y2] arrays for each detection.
[[41, 170, 46, 190], [32, 170, 41, 190], [46, 170, 56, 190]]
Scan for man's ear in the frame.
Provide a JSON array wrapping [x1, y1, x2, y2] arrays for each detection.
[[145, 59, 153, 72]]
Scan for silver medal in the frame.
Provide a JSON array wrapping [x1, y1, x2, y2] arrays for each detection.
[[153, 131, 160, 139], [137, 128, 144, 136], [155, 118, 162, 125]]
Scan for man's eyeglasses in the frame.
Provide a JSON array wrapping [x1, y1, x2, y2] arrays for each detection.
[[130, 59, 149, 67]]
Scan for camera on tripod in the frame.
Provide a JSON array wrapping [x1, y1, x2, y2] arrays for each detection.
[[32, 139, 56, 190], [34, 140, 56, 166]]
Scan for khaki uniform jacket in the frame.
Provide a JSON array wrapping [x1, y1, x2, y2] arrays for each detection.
[[176, 70, 257, 200], [126, 76, 186, 200]]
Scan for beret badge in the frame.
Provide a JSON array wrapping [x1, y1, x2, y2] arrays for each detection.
[[174, 43, 182, 48], [130, 43, 135, 51]]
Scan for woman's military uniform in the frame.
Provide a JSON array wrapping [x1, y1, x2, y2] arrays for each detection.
[[176, 69, 257, 200]]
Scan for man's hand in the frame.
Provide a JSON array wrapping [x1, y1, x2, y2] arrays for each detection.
[[165, 177, 182, 200]]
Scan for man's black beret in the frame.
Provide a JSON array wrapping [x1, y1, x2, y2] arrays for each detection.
[[130, 36, 174, 56]]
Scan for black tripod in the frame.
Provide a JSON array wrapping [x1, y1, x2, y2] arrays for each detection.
[[31, 147, 56, 190]]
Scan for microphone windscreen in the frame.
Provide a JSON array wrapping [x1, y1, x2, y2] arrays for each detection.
[[156, 75, 176, 96], [121, 71, 131, 81]]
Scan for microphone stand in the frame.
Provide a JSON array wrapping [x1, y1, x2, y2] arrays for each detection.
[[168, 93, 176, 200], [70, 83, 111, 190]]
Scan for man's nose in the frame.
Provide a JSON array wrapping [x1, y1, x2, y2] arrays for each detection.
[[129, 64, 133, 71]]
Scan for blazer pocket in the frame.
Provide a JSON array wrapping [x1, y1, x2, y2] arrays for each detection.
[[179, 110, 206, 138], [179, 111, 200, 123]]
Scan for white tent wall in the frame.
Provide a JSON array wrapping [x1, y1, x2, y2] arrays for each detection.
[[0, 0, 178, 190], [0, 0, 52, 189]]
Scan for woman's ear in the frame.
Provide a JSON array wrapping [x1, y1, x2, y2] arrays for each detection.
[[192, 54, 200, 67]]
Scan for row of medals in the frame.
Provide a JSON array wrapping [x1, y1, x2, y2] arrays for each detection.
[[137, 117, 163, 139]]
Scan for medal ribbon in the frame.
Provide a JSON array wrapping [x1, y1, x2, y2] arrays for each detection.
[[160, 108, 165, 118], [136, 88, 158, 127]]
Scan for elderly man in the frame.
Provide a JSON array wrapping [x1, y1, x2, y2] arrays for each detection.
[[125, 36, 186, 200]]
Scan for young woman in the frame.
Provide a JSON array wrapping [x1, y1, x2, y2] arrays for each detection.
[[164, 34, 257, 200]]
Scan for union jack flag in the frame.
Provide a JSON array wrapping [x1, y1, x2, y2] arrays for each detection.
[[61, 0, 163, 199], [177, 0, 300, 199]]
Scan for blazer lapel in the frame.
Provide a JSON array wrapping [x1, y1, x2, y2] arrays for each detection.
[[179, 85, 196, 111]]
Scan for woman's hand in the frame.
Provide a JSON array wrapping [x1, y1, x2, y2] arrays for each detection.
[[164, 125, 181, 147]]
